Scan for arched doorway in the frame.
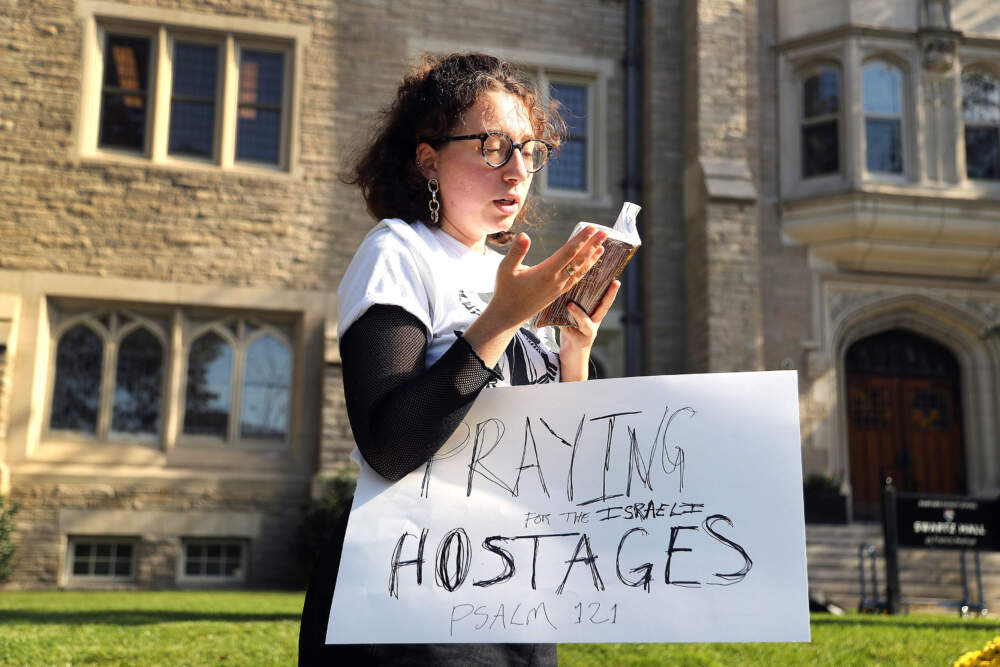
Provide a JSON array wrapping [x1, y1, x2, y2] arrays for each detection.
[[845, 329, 966, 520]]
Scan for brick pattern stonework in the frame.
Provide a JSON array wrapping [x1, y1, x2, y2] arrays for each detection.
[[320, 363, 353, 472], [682, 0, 764, 374], [6, 476, 307, 589], [0, 0, 636, 589], [6, 0, 998, 592]]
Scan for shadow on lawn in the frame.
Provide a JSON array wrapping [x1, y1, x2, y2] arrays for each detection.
[[0, 609, 301, 625], [812, 616, 1000, 632]]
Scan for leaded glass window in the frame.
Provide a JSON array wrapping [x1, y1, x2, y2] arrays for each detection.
[[236, 50, 284, 164], [50, 324, 103, 433], [963, 70, 1000, 180], [182, 319, 292, 444], [240, 334, 291, 440], [99, 34, 151, 151], [863, 61, 904, 174], [46, 303, 295, 448], [548, 82, 588, 191], [801, 67, 840, 178], [184, 331, 233, 438], [169, 42, 219, 158], [111, 327, 164, 435]]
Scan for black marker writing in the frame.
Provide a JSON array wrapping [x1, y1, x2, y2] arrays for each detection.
[[665, 525, 700, 587], [514, 533, 581, 590], [703, 514, 753, 585], [616, 527, 653, 592], [474, 536, 516, 588], [513, 417, 549, 498], [422, 422, 471, 498], [658, 406, 695, 493], [388, 528, 429, 599], [435, 528, 472, 592], [589, 411, 642, 505], [556, 533, 605, 595], [538, 415, 586, 502], [467, 419, 514, 497]]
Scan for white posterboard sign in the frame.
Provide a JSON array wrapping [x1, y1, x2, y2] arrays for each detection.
[[327, 371, 810, 644]]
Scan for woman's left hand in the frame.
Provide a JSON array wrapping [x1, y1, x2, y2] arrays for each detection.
[[558, 279, 621, 382]]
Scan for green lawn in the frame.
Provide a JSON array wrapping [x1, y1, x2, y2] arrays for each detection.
[[0, 591, 997, 665]]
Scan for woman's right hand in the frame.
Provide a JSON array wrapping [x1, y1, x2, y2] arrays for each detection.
[[461, 226, 607, 367], [488, 227, 608, 330]]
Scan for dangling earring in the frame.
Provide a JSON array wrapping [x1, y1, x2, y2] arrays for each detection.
[[427, 178, 440, 225]]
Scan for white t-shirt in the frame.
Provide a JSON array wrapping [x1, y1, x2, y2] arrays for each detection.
[[337, 218, 560, 387]]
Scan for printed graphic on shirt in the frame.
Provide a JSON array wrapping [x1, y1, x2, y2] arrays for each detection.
[[457, 289, 560, 387], [457, 289, 484, 316], [503, 326, 560, 385]]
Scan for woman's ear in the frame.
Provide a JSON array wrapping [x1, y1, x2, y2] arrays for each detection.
[[415, 142, 438, 179]]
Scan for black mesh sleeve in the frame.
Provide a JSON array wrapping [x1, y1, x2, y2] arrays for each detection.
[[339, 304, 502, 482]]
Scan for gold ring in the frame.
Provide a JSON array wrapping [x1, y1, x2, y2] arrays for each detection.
[[564, 264, 576, 276]]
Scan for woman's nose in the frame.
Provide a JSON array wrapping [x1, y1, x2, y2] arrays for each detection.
[[503, 148, 529, 182]]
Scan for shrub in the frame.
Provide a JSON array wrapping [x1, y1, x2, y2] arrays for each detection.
[[0, 496, 19, 583], [295, 473, 357, 586]]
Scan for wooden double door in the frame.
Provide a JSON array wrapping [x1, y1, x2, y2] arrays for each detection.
[[845, 330, 966, 520]]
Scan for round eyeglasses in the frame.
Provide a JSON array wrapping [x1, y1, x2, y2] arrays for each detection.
[[435, 131, 553, 173]]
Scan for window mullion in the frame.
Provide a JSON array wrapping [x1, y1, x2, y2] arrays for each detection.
[[229, 335, 244, 444], [219, 34, 238, 169], [163, 308, 182, 453], [98, 336, 117, 440], [279, 45, 292, 169], [80, 19, 103, 153], [150, 26, 171, 162]]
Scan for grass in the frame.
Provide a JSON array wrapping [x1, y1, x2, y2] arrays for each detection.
[[0, 591, 997, 665]]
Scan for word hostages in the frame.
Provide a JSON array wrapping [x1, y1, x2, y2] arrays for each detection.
[[388, 514, 752, 598]]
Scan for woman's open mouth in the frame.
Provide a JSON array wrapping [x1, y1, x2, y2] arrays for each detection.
[[494, 197, 519, 215]]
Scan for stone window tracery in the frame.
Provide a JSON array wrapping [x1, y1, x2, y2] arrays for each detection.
[[182, 317, 292, 445], [49, 311, 167, 441], [46, 303, 295, 448]]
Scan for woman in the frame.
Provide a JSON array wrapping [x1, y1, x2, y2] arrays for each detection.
[[299, 52, 619, 666]]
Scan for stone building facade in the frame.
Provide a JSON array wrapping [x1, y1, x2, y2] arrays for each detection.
[[1, 0, 998, 589]]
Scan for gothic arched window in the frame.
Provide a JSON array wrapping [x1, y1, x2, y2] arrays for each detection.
[[111, 326, 164, 435], [50, 324, 104, 433], [49, 310, 168, 440], [182, 318, 293, 444], [240, 333, 291, 440], [183, 330, 233, 438]]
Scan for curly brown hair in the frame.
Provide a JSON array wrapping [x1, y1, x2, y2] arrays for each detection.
[[347, 53, 564, 244]]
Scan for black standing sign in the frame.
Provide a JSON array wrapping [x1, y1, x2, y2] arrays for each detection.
[[895, 493, 1000, 551]]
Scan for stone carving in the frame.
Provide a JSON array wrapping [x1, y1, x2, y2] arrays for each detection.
[[921, 33, 957, 72], [919, 0, 956, 72], [826, 283, 999, 332]]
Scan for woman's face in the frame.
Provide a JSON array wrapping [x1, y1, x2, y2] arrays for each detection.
[[419, 89, 535, 250]]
